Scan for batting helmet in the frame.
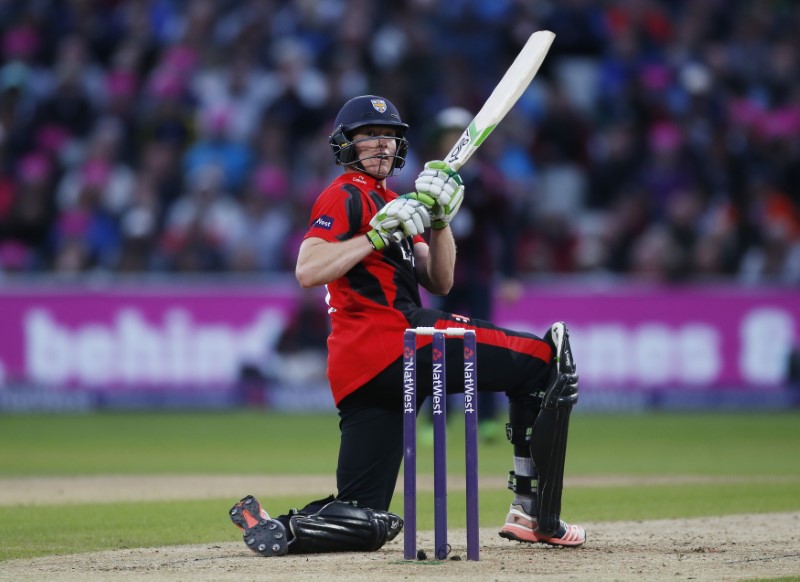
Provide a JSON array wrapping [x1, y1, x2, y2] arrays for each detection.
[[329, 95, 410, 176]]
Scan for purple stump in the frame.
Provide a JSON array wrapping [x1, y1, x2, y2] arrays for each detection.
[[403, 329, 417, 560], [463, 330, 480, 560], [432, 330, 449, 559]]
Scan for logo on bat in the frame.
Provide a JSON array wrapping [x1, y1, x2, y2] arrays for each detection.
[[447, 130, 471, 163]]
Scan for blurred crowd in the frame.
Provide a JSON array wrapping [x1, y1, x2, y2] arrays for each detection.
[[0, 0, 799, 283]]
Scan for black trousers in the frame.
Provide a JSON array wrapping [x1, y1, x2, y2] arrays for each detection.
[[335, 308, 552, 511]]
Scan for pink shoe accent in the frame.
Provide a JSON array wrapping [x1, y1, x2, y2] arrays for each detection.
[[499, 506, 540, 543], [533, 521, 586, 547], [499, 505, 586, 547]]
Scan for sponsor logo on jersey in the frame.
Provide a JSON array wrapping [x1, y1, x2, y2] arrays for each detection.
[[371, 99, 387, 113], [352, 175, 366, 184], [313, 215, 334, 230]]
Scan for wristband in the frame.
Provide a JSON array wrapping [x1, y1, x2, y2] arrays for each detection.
[[431, 219, 448, 230], [366, 229, 386, 251]]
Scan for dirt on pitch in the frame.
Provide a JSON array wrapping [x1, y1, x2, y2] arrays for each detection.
[[1, 475, 798, 582]]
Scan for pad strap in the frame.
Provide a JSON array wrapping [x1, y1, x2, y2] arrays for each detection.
[[507, 471, 538, 495], [505, 423, 534, 445]]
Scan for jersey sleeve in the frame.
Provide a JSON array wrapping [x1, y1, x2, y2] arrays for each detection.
[[304, 188, 354, 243], [304, 183, 424, 245]]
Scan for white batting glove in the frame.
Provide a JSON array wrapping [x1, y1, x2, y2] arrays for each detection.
[[366, 197, 431, 250], [414, 160, 465, 229]]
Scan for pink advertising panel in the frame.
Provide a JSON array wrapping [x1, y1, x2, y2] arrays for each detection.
[[0, 282, 797, 395], [492, 285, 799, 390], [0, 282, 304, 390]]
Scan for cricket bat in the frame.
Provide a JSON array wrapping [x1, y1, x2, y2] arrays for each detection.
[[443, 30, 555, 171]]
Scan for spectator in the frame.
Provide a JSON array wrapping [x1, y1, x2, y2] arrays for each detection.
[[228, 165, 294, 273], [56, 117, 135, 216], [0, 0, 796, 283], [0, 151, 57, 270], [183, 104, 253, 195], [192, 51, 274, 144], [160, 163, 243, 271]]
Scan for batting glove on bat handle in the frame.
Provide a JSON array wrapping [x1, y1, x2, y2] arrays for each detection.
[[368, 197, 432, 250], [414, 160, 465, 229]]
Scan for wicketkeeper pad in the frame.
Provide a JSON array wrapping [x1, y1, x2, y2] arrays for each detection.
[[230, 494, 402, 556], [286, 497, 403, 554]]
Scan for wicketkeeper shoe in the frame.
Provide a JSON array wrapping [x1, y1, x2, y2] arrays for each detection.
[[499, 504, 586, 547], [229, 495, 289, 557]]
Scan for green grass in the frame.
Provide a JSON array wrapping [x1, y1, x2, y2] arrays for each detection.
[[1, 481, 798, 562], [0, 500, 239, 560], [1, 411, 799, 561], [567, 412, 800, 476], [0, 412, 342, 476], [2, 411, 799, 477]]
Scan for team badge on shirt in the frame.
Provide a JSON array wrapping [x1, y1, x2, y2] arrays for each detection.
[[371, 99, 387, 113]]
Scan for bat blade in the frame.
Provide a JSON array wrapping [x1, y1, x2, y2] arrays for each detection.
[[444, 30, 555, 171]]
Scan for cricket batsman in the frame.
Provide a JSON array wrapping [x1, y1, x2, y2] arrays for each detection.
[[229, 95, 585, 555]]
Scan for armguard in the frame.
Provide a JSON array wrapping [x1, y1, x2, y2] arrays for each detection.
[[287, 499, 403, 554]]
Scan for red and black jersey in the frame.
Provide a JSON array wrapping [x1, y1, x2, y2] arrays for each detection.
[[303, 172, 425, 404]]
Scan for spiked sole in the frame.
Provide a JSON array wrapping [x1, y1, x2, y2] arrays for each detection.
[[229, 495, 289, 557]]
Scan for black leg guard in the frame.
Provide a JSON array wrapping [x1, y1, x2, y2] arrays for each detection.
[[231, 495, 402, 557], [531, 405, 572, 535], [530, 322, 579, 536], [286, 498, 403, 554], [288, 495, 403, 543]]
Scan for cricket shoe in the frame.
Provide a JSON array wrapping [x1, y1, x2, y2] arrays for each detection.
[[229, 495, 289, 557], [499, 504, 586, 547]]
